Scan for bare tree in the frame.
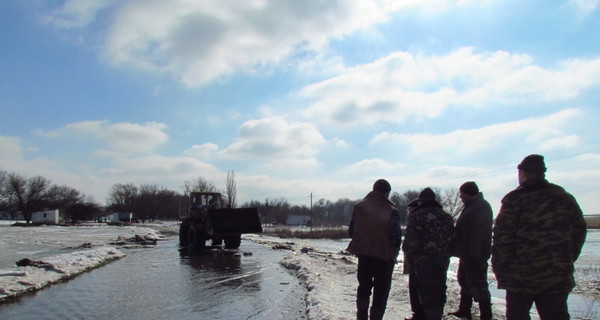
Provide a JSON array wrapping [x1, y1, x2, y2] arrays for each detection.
[[46, 185, 81, 207], [442, 187, 464, 219], [225, 170, 237, 208], [4, 173, 51, 223], [0, 170, 8, 209], [182, 176, 216, 195], [106, 183, 138, 213]]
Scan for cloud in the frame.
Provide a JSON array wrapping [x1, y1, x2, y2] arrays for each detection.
[[39, 0, 490, 87], [220, 117, 326, 166], [569, 0, 599, 15], [60, 120, 169, 154], [371, 108, 584, 154], [301, 48, 600, 127], [342, 158, 406, 176], [98, 0, 400, 86], [0, 136, 24, 167], [184, 143, 219, 159], [42, 0, 113, 29]]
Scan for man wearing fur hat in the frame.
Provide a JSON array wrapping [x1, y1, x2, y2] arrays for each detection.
[[402, 187, 455, 320], [492, 154, 587, 320], [449, 181, 493, 320], [347, 179, 402, 320]]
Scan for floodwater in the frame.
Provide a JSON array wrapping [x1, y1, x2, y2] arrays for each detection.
[[0, 239, 308, 320], [1, 230, 599, 319]]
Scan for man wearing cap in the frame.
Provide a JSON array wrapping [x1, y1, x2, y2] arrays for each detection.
[[403, 199, 423, 320], [492, 154, 587, 320], [449, 181, 493, 320], [403, 187, 455, 320], [347, 179, 402, 320]]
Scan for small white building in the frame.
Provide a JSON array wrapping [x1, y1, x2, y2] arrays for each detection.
[[112, 212, 133, 223], [286, 215, 311, 226], [32, 209, 60, 224]]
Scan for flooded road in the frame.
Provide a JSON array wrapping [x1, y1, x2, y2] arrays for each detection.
[[0, 239, 307, 320]]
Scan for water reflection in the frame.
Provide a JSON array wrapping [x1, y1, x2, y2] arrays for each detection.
[[179, 247, 262, 292], [0, 240, 306, 320]]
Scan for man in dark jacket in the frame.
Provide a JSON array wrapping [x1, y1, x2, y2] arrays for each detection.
[[402, 187, 454, 320], [403, 199, 423, 320], [347, 179, 402, 320], [449, 181, 493, 320], [492, 154, 587, 320]]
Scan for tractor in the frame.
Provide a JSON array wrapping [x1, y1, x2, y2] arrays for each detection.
[[179, 191, 262, 250]]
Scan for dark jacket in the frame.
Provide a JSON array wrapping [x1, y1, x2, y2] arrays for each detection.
[[452, 192, 493, 261], [402, 202, 454, 258], [492, 179, 587, 293], [347, 191, 401, 262]]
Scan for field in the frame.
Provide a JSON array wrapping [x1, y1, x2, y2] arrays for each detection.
[[585, 216, 600, 229]]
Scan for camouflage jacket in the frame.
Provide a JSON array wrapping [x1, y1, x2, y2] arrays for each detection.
[[402, 203, 454, 258], [491, 179, 587, 294]]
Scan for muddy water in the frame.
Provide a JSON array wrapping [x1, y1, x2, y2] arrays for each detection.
[[0, 239, 308, 320]]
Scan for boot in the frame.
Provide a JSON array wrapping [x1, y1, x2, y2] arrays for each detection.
[[369, 307, 385, 320], [357, 298, 369, 320], [479, 299, 492, 320], [448, 294, 472, 320]]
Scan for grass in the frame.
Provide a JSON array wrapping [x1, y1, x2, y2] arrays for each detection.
[[262, 226, 349, 239], [585, 216, 600, 229]]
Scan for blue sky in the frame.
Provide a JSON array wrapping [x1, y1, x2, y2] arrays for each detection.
[[1, 0, 599, 215]]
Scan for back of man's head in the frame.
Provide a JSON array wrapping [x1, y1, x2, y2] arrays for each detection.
[[518, 154, 546, 180], [373, 179, 391, 194]]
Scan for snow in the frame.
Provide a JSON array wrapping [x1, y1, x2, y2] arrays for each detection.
[[0, 223, 165, 303], [246, 234, 517, 320], [0, 247, 125, 302]]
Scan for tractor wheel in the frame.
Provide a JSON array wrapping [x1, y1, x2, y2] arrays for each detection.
[[224, 234, 241, 249], [179, 221, 190, 246], [188, 225, 206, 249], [211, 236, 223, 246]]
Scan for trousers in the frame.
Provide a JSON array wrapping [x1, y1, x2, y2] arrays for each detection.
[[505, 290, 570, 320], [357, 255, 395, 312]]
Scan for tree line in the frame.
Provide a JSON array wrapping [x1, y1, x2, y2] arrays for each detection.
[[0, 170, 463, 225]]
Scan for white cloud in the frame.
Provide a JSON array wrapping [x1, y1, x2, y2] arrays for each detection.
[[61, 120, 169, 154], [103, 155, 216, 178], [0, 136, 24, 167], [39, 0, 492, 87], [329, 137, 350, 148], [42, 0, 113, 29], [569, 0, 599, 14], [184, 143, 219, 159], [99, 0, 397, 86], [302, 48, 600, 127], [342, 158, 406, 175], [371, 108, 584, 154], [220, 117, 326, 163]]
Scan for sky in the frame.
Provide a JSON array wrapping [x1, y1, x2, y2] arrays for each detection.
[[1, 0, 599, 215]]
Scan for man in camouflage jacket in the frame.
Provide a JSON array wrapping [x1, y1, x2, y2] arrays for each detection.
[[492, 154, 587, 320], [402, 187, 454, 320]]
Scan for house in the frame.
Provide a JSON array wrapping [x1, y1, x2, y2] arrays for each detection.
[[112, 212, 133, 223], [32, 209, 60, 224], [286, 215, 311, 226]]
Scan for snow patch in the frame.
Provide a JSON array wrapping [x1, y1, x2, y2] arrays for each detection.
[[0, 247, 125, 303]]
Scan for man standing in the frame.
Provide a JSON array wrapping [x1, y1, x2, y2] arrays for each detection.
[[347, 179, 402, 320], [403, 187, 455, 320], [492, 154, 587, 320], [449, 181, 493, 320], [404, 199, 425, 320]]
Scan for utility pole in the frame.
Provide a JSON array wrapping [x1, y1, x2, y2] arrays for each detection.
[[310, 192, 313, 231]]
